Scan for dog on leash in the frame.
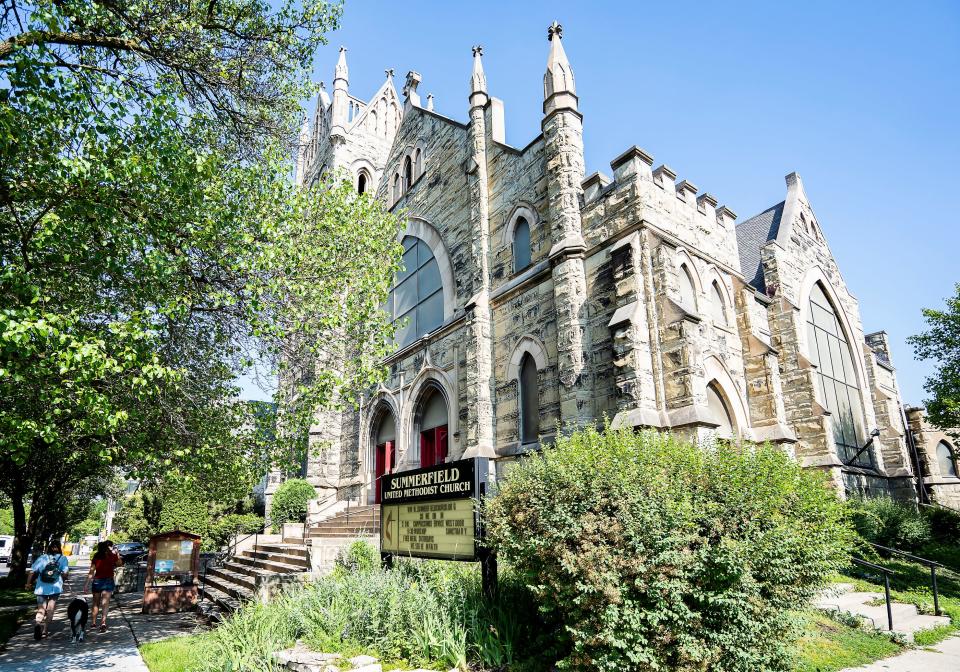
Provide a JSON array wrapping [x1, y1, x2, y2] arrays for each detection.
[[67, 597, 88, 644]]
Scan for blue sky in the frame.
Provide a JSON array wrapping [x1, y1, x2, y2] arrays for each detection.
[[241, 0, 959, 405]]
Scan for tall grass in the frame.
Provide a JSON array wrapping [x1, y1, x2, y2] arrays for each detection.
[[192, 549, 549, 672]]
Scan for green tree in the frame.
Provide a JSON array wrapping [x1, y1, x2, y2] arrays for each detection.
[[0, 2, 402, 581], [909, 284, 960, 435]]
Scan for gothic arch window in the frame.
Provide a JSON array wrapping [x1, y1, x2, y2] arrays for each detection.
[[371, 407, 396, 503], [937, 441, 958, 478], [357, 171, 368, 195], [392, 173, 401, 202], [710, 280, 728, 326], [414, 148, 423, 180], [518, 352, 539, 444], [416, 386, 448, 468], [513, 216, 531, 273], [806, 282, 869, 466], [386, 236, 445, 348], [403, 156, 413, 192], [706, 382, 735, 440], [679, 264, 697, 312]]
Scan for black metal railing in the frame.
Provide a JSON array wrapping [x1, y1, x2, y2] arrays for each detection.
[[867, 542, 945, 616], [850, 557, 895, 630]]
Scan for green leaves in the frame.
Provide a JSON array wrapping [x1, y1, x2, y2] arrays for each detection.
[[909, 284, 960, 435], [0, 1, 399, 560], [485, 427, 853, 671]]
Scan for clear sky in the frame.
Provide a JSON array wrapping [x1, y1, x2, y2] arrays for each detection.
[[241, 0, 959, 405]]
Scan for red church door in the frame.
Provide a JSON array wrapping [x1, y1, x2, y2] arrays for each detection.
[[374, 440, 393, 504], [419, 426, 448, 469]]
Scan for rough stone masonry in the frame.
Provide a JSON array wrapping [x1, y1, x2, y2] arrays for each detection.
[[284, 23, 927, 517]]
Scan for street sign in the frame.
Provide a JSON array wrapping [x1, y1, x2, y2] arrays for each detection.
[[380, 457, 488, 561]]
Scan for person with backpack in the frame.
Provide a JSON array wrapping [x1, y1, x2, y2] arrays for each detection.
[[26, 540, 70, 640], [83, 540, 122, 632]]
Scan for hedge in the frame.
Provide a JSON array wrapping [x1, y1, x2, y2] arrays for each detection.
[[270, 478, 316, 531]]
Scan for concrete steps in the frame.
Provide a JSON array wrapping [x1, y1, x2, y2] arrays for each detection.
[[816, 583, 952, 641], [308, 505, 380, 539], [199, 539, 311, 621]]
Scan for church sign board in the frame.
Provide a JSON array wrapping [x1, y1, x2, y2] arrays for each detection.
[[380, 458, 488, 561]]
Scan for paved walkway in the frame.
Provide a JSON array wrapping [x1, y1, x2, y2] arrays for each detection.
[[841, 634, 960, 671], [0, 561, 205, 672]]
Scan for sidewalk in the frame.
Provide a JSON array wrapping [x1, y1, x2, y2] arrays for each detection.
[[0, 561, 205, 672], [841, 635, 960, 671]]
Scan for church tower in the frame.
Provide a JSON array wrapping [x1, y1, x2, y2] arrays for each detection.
[[542, 23, 592, 428]]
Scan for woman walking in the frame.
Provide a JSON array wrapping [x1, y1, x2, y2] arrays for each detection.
[[27, 540, 70, 640], [84, 541, 122, 632]]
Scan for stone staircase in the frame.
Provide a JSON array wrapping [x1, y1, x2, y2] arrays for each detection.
[[816, 582, 952, 641], [199, 540, 311, 619], [309, 504, 380, 539], [198, 506, 382, 619]]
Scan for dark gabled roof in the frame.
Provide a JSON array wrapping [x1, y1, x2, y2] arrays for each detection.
[[736, 200, 784, 293]]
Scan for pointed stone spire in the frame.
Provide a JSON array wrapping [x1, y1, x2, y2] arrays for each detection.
[[469, 45, 488, 109], [317, 81, 330, 109], [544, 21, 578, 116], [334, 46, 349, 84], [331, 48, 349, 135]]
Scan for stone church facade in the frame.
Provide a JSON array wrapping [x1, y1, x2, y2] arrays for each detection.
[[293, 25, 919, 516]]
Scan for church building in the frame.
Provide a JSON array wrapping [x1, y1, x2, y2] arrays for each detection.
[[291, 24, 919, 519]]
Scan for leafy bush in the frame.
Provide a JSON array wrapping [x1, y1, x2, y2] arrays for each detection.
[[847, 496, 931, 551], [922, 504, 960, 544], [270, 478, 316, 531], [334, 539, 380, 575], [112, 477, 261, 551], [192, 560, 548, 672], [485, 426, 853, 672]]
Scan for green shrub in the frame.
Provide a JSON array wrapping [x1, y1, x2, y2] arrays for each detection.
[[334, 539, 380, 575], [270, 478, 316, 532], [192, 560, 548, 672], [922, 505, 960, 544], [847, 496, 931, 551], [485, 426, 853, 672]]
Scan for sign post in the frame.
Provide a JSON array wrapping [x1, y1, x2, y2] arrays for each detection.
[[379, 457, 495, 595]]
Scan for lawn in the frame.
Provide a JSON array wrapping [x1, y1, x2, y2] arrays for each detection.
[[794, 611, 904, 672], [0, 578, 34, 608], [141, 633, 209, 672]]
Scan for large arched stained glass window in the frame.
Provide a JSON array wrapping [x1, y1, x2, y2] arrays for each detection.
[[806, 283, 869, 466], [386, 236, 444, 348]]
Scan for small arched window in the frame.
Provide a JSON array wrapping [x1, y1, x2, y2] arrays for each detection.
[[392, 173, 401, 202], [937, 441, 958, 478], [414, 148, 423, 180], [706, 382, 735, 440], [357, 172, 367, 195], [403, 156, 412, 191], [519, 353, 539, 444], [679, 264, 697, 311], [710, 280, 728, 326], [513, 217, 531, 273]]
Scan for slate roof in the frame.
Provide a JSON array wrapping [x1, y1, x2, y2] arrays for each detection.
[[735, 200, 784, 293]]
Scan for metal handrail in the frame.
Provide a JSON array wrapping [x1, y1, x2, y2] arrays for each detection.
[[867, 542, 944, 615], [851, 557, 895, 630]]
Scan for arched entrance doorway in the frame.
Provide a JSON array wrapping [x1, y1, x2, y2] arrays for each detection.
[[417, 387, 448, 468], [372, 408, 396, 503]]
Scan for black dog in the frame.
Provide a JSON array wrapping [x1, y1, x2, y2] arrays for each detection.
[[66, 597, 88, 644]]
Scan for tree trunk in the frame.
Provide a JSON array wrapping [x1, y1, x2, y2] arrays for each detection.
[[6, 488, 32, 585]]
